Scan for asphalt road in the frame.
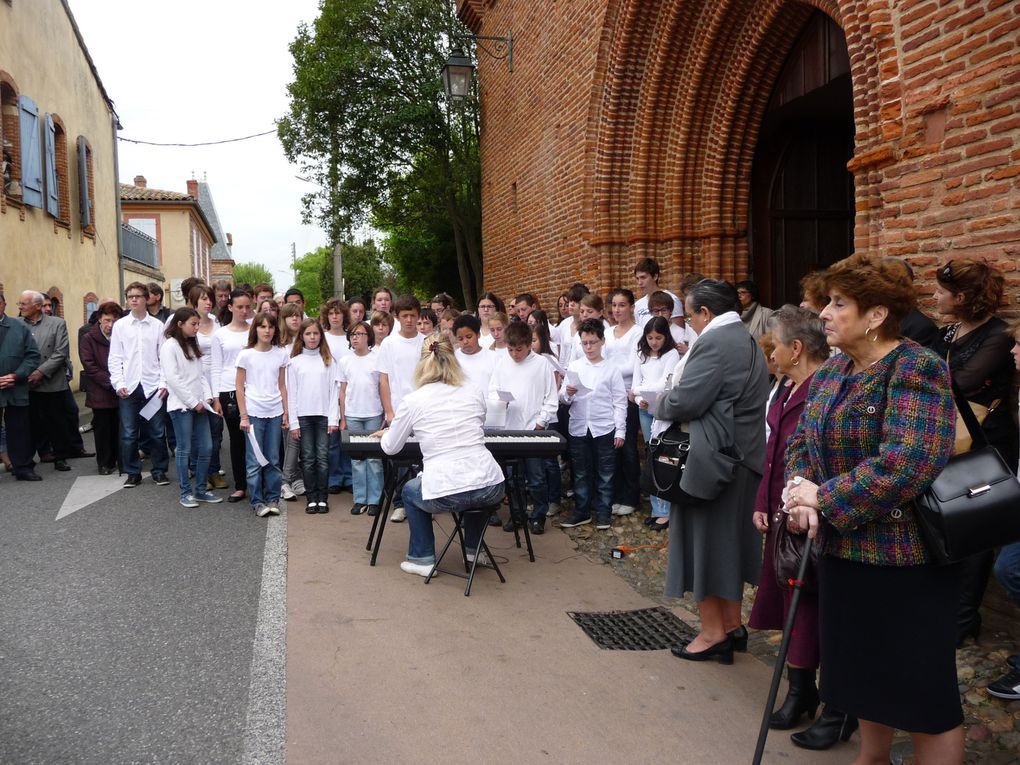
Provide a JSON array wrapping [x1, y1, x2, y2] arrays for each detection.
[[0, 432, 283, 765]]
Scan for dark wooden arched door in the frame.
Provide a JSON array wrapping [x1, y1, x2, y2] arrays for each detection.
[[750, 12, 855, 307]]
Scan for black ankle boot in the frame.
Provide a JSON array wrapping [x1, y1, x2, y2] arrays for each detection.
[[769, 666, 819, 730], [790, 705, 858, 750]]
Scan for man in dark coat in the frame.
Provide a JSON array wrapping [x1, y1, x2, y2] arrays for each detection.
[[0, 291, 43, 480]]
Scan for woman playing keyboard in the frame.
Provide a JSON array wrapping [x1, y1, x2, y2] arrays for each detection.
[[378, 332, 506, 577]]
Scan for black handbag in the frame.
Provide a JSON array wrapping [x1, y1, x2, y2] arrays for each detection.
[[913, 383, 1020, 564], [640, 424, 690, 503], [772, 508, 820, 592]]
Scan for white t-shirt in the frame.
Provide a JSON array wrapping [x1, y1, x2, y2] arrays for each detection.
[[603, 323, 642, 388], [211, 325, 249, 394], [455, 347, 496, 394], [324, 331, 352, 363], [375, 332, 425, 411], [339, 352, 383, 418], [236, 346, 289, 418], [634, 290, 683, 327]]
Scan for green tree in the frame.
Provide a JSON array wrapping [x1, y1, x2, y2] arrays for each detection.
[[278, 0, 482, 306], [231, 263, 274, 290], [318, 239, 389, 303], [292, 248, 330, 313]]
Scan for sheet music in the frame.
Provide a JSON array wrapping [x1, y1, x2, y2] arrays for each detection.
[[139, 393, 162, 421], [247, 428, 269, 467], [485, 399, 508, 429]]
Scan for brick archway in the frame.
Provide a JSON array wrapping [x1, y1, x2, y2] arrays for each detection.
[[587, 0, 894, 284]]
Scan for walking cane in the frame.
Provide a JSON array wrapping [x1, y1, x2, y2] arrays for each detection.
[[751, 533, 814, 765]]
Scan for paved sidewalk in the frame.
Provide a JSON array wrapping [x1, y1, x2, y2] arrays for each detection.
[[287, 497, 846, 764]]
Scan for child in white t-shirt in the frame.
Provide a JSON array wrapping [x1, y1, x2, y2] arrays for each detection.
[[453, 314, 496, 394], [339, 321, 385, 516]]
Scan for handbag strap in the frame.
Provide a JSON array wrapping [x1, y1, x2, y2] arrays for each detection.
[[952, 380, 990, 450]]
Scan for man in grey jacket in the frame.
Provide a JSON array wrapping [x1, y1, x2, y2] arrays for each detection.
[[0, 291, 43, 480]]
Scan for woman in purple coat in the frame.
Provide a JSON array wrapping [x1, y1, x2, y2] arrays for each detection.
[[78, 301, 124, 474], [748, 306, 834, 740]]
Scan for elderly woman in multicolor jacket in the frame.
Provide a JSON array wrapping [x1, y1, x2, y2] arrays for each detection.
[[783, 254, 960, 764]]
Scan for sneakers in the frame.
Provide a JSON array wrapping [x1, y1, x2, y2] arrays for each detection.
[[281, 483, 296, 500], [558, 513, 591, 528], [390, 506, 406, 523], [123, 474, 142, 488], [612, 504, 636, 516], [351, 503, 367, 515], [547, 502, 562, 517], [266, 502, 281, 516], [466, 550, 493, 566], [987, 667, 1020, 700], [151, 472, 170, 486], [292, 479, 306, 496], [255, 503, 272, 518], [400, 560, 436, 577], [366, 505, 380, 517], [193, 491, 223, 504], [529, 517, 546, 535], [180, 495, 200, 508], [595, 517, 612, 530]]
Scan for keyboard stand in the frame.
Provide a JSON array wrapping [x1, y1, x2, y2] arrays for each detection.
[[500, 457, 535, 563], [366, 456, 419, 566]]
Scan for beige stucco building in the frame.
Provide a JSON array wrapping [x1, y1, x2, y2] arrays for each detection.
[[0, 0, 122, 369]]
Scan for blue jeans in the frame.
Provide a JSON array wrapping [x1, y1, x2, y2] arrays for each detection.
[[507, 458, 548, 520], [543, 455, 562, 506], [345, 414, 384, 505], [569, 431, 616, 522], [189, 410, 223, 475], [169, 409, 212, 500], [402, 476, 506, 565], [297, 416, 329, 502], [245, 415, 283, 508], [119, 385, 169, 476], [994, 542, 1020, 608], [328, 429, 353, 488], [639, 409, 671, 518]]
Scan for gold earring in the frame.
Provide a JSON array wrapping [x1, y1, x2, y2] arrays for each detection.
[[791, 356, 800, 366], [867, 327, 878, 343]]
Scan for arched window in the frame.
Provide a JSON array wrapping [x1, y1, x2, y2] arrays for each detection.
[[83, 292, 98, 325], [46, 114, 70, 226], [0, 73, 22, 207], [46, 287, 64, 319]]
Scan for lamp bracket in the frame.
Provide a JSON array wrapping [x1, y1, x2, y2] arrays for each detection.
[[451, 32, 513, 72]]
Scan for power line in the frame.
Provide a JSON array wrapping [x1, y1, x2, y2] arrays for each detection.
[[118, 129, 277, 147]]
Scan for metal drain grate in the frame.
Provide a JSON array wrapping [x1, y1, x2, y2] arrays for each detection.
[[567, 606, 696, 650]]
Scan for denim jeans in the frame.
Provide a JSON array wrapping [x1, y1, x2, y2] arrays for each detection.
[[328, 429, 353, 488], [245, 415, 283, 508], [345, 414, 384, 505], [613, 400, 641, 507], [569, 431, 616, 522], [282, 428, 302, 485], [507, 458, 549, 520], [543, 455, 562, 506], [402, 475, 506, 565], [639, 408, 671, 518], [119, 385, 169, 476], [190, 410, 223, 475], [169, 409, 212, 500], [994, 541, 1020, 608], [297, 416, 329, 502]]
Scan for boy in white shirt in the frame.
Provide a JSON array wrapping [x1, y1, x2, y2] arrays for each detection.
[[453, 314, 495, 394], [489, 322, 559, 534], [633, 257, 684, 327], [649, 290, 693, 354], [558, 318, 626, 530], [375, 294, 425, 521]]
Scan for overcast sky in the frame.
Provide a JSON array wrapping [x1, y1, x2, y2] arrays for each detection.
[[69, 0, 327, 291]]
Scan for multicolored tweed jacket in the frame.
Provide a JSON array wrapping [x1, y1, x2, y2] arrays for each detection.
[[785, 340, 955, 566]]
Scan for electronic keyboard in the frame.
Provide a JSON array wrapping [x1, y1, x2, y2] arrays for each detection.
[[342, 429, 566, 461]]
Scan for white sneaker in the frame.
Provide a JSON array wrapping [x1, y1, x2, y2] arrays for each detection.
[[613, 504, 636, 516], [611, 503, 622, 513], [390, 506, 407, 522], [466, 550, 492, 567], [292, 479, 306, 496], [547, 502, 562, 517], [255, 503, 271, 517], [280, 483, 296, 500], [400, 560, 436, 577], [266, 502, 281, 516]]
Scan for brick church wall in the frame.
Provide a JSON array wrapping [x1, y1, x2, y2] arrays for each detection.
[[459, 0, 1020, 313]]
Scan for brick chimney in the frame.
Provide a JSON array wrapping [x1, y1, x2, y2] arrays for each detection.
[[226, 233, 233, 250], [133, 175, 147, 188], [186, 179, 199, 199]]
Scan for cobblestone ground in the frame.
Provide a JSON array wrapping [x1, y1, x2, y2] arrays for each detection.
[[556, 502, 1020, 764]]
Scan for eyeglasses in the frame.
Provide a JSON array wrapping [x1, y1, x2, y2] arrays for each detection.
[[580, 340, 601, 347], [126, 294, 146, 300], [350, 332, 368, 338], [478, 303, 496, 310], [650, 308, 671, 315]]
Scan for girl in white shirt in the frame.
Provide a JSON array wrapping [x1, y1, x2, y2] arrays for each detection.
[[288, 319, 340, 514], [188, 285, 227, 490], [162, 308, 222, 508], [278, 301, 307, 499], [236, 313, 290, 518], [339, 321, 384, 516], [605, 289, 643, 517], [632, 316, 681, 529], [380, 332, 506, 577], [476, 292, 504, 349], [211, 290, 254, 502]]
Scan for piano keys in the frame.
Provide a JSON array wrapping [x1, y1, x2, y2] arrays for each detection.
[[342, 429, 567, 461]]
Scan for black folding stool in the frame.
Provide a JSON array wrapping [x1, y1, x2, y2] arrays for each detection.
[[425, 504, 506, 596]]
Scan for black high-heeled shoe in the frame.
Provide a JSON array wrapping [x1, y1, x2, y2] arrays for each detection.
[[790, 706, 858, 750], [729, 625, 748, 652], [769, 666, 819, 730], [670, 635, 734, 665]]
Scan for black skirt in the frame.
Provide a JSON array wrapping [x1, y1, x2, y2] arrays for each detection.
[[818, 555, 964, 734]]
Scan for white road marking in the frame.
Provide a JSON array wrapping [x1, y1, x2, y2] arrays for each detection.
[[54, 473, 140, 520]]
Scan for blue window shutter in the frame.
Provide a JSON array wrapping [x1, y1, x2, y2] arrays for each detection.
[[44, 113, 59, 217], [77, 135, 91, 229], [18, 95, 43, 209]]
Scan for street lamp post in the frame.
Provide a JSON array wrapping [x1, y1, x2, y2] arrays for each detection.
[[441, 32, 513, 101]]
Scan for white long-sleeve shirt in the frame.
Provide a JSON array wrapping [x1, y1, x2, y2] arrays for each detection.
[[488, 351, 558, 430], [108, 312, 165, 396], [559, 355, 627, 439], [603, 323, 642, 388], [160, 337, 213, 412], [631, 348, 681, 406], [381, 382, 504, 500], [286, 349, 341, 431], [456, 347, 496, 394]]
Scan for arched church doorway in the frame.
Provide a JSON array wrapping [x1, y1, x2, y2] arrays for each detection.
[[750, 10, 855, 307]]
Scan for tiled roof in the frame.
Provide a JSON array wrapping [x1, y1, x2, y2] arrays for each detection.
[[195, 182, 232, 261], [120, 184, 191, 201]]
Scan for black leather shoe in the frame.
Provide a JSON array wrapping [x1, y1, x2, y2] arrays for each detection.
[[227, 492, 246, 503], [791, 706, 858, 750], [98, 466, 114, 476], [123, 474, 142, 488], [671, 635, 734, 664], [529, 518, 546, 535], [69, 449, 96, 459], [351, 503, 366, 515], [328, 485, 342, 494], [769, 666, 819, 729], [54, 459, 71, 471], [151, 471, 170, 486], [503, 516, 522, 532], [317, 501, 330, 513], [305, 502, 316, 514], [729, 624, 749, 652], [366, 504, 379, 516], [38, 452, 56, 463], [15, 471, 42, 481]]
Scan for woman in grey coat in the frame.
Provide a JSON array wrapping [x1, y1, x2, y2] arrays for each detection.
[[655, 279, 768, 664]]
